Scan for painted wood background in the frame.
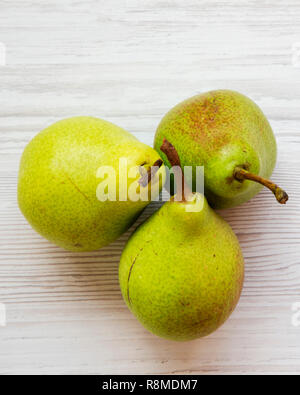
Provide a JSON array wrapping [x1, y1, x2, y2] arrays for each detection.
[[0, 0, 300, 374]]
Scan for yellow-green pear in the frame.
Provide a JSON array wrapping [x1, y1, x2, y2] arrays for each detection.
[[18, 116, 165, 251], [154, 90, 288, 209], [119, 140, 244, 341]]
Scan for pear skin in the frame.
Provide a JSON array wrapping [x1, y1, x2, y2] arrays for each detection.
[[119, 193, 244, 341], [154, 90, 287, 208], [18, 116, 165, 251]]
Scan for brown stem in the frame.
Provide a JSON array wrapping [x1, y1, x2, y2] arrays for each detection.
[[138, 159, 163, 187], [234, 167, 289, 204], [160, 138, 193, 202]]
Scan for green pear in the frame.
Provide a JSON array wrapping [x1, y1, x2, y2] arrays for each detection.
[[119, 139, 244, 341], [18, 116, 165, 251], [154, 90, 288, 209]]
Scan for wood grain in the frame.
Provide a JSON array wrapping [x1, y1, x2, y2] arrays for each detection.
[[0, 0, 300, 375]]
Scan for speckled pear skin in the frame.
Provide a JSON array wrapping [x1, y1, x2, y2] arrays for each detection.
[[18, 116, 165, 252], [119, 194, 244, 341], [154, 90, 277, 209]]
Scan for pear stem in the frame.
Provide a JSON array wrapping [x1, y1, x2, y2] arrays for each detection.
[[138, 159, 163, 187], [234, 167, 289, 204], [160, 138, 193, 202]]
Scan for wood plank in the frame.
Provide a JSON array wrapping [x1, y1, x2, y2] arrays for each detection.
[[0, 0, 300, 375]]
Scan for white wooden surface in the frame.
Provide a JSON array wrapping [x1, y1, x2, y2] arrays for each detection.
[[0, 0, 300, 375]]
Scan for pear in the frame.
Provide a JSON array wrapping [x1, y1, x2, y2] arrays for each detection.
[[154, 90, 288, 209], [119, 139, 244, 341], [18, 116, 165, 251]]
